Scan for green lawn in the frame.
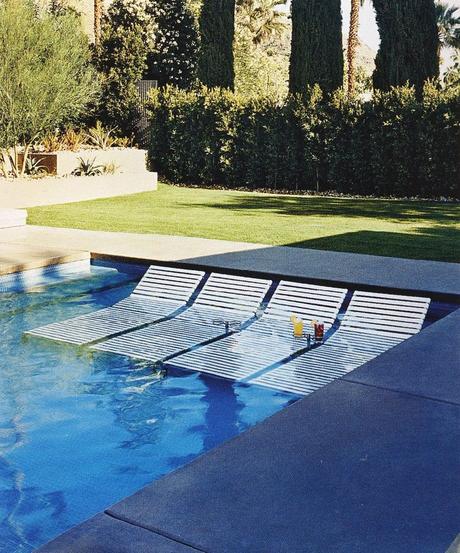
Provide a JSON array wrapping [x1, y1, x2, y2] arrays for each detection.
[[28, 183, 460, 262]]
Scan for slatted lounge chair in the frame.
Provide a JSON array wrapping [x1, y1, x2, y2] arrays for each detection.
[[25, 265, 205, 346], [168, 281, 348, 381], [251, 291, 431, 395], [91, 273, 272, 362]]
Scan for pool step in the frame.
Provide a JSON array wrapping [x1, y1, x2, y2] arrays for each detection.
[[0, 208, 27, 228]]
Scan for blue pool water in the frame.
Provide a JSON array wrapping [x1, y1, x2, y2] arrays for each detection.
[[0, 262, 297, 552]]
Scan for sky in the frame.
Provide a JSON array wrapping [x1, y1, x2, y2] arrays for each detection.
[[342, 0, 379, 51]]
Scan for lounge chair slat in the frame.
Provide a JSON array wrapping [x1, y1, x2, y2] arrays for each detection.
[[341, 316, 423, 332], [271, 289, 347, 302], [92, 273, 272, 362], [193, 274, 271, 312], [273, 281, 348, 294], [25, 265, 205, 345], [346, 306, 430, 319], [348, 297, 430, 311], [263, 281, 347, 321], [169, 282, 348, 381], [262, 309, 337, 325], [352, 290, 431, 304], [251, 292, 430, 395]]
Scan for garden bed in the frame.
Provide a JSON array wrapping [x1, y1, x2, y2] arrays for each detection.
[[15, 148, 147, 177]]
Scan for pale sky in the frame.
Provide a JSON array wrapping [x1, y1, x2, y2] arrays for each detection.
[[342, 0, 379, 50]]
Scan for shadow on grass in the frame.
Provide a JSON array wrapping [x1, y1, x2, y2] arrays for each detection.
[[287, 228, 459, 263], [184, 194, 460, 224]]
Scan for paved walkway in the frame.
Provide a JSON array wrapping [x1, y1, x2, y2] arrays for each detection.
[[1, 225, 459, 297], [0, 208, 27, 229]]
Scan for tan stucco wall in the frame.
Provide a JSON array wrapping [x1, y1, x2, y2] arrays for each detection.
[[37, 0, 113, 40], [73, 0, 112, 40]]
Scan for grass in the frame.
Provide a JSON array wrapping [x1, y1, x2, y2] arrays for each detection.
[[28, 183, 460, 263]]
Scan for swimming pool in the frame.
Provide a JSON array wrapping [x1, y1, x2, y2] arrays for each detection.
[[0, 262, 297, 553]]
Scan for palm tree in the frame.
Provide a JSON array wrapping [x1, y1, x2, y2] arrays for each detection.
[[347, 0, 365, 96], [436, 1, 460, 59], [94, 0, 103, 47], [236, 0, 288, 46]]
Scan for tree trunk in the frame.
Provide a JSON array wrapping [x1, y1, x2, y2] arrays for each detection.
[[94, 0, 103, 47], [347, 0, 360, 96]]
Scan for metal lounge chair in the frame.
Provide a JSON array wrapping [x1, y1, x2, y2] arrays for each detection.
[[91, 272, 272, 361], [25, 265, 205, 345], [250, 291, 431, 395], [168, 280, 348, 381]]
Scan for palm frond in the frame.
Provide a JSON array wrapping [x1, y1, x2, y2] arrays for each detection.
[[436, 1, 460, 50]]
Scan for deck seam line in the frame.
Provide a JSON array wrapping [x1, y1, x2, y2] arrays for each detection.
[[105, 511, 208, 552], [342, 378, 460, 407]]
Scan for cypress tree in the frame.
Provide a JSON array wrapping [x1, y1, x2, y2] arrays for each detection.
[[289, 0, 343, 94], [373, 0, 439, 92], [198, 0, 235, 89], [149, 0, 199, 89]]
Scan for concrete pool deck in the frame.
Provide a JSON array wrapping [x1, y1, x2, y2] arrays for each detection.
[[37, 309, 460, 553], [1, 225, 459, 298], [0, 225, 458, 552]]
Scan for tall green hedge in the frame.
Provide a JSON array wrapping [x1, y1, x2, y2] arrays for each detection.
[[373, 0, 439, 92], [198, 0, 235, 89], [148, 85, 460, 199], [289, 0, 343, 94]]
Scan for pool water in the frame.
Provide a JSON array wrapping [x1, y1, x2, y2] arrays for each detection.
[[0, 263, 297, 552]]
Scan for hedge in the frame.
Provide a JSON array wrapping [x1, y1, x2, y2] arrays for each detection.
[[148, 84, 460, 199]]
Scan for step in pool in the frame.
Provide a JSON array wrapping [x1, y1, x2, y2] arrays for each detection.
[[0, 208, 27, 228]]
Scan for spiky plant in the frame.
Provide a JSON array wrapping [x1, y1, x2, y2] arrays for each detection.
[[236, 0, 288, 46], [435, 1, 460, 57]]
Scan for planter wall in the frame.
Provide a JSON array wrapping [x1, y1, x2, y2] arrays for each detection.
[[0, 172, 157, 208], [17, 148, 147, 176]]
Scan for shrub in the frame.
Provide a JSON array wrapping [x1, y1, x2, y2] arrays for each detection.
[[148, 0, 199, 88], [0, 0, 99, 177], [94, 0, 156, 137], [96, 0, 200, 136], [148, 84, 460, 199]]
